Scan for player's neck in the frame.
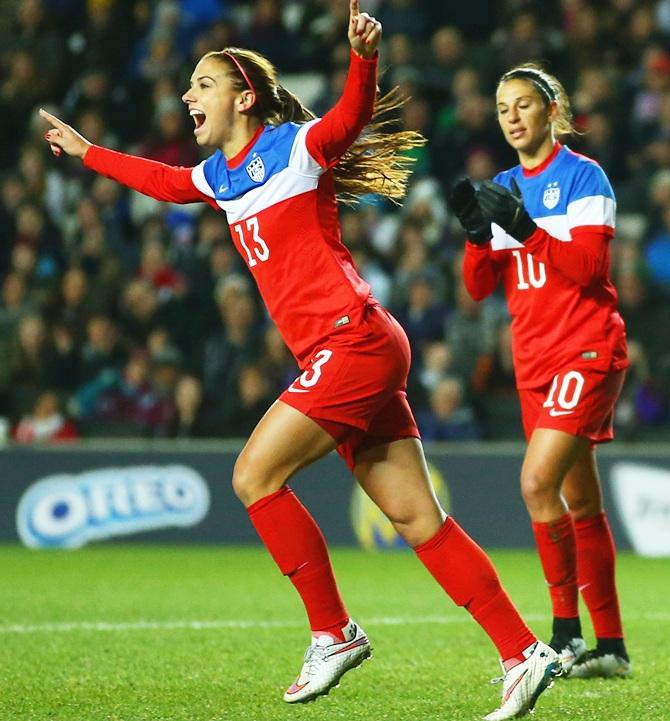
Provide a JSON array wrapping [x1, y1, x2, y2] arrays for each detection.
[[517, 135, 556, 171], [221, 119, 263, 160]]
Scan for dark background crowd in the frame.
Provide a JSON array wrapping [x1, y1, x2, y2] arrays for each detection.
[[1, 0, 669, 444]]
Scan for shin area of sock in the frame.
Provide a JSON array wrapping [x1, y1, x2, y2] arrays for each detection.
[[247, 486, 348, 637], [415, 517, 536, 659]]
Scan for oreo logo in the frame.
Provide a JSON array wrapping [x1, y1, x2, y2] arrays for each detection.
[[16, 465, 210, 548]]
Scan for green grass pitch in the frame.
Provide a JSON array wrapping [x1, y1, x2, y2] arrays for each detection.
[[1, 545, 668, 721]]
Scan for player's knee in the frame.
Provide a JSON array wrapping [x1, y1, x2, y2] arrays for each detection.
[[232, 448, 283, 506], [391, 508, 443, 547], [391, 518, 424, 547], [520, 467, 555, 509]]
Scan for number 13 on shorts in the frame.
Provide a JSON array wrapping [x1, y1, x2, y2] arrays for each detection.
[[288, 350, 333, 393]]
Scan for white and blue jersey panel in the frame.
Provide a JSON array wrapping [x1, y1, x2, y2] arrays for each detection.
[[489, 147, 616, 250], [190, 120, 324, 224]]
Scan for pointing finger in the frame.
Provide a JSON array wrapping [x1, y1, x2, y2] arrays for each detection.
[[350, 0, 360, 21], [39, 108, 66, 130]]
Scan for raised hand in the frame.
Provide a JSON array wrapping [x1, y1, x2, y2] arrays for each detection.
[[39, 108, 92, 160], [477, 178, 537, 242], [348, 0, 382, 59], [446, 178, 492, 246]]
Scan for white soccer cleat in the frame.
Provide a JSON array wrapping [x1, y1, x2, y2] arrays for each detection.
[[549, 635, 587, 674], [283, 619, 371, 703], [568, 649, 631, 679], [484, 640, 562, 720]]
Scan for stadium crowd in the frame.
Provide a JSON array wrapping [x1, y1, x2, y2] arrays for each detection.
[[1, 0, 669, 443]]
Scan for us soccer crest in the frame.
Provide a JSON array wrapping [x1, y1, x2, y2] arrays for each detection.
[[246, 153, 265, 183], [543, 181, 560, 209]]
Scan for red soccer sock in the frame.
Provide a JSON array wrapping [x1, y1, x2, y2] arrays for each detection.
[[247, 486, 348, 639], [415, 517, 536, 661], [574, 512, 624, 638], [532, 513, 578, 620]]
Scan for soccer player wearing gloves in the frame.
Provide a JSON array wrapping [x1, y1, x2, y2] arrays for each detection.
[[449, 63, 631, 684]]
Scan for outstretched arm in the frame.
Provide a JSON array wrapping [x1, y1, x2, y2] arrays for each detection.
[[39, 108, 217, 207], [305, 0, 381, 168]]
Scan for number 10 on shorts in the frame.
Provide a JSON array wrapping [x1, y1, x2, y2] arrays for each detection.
[[542, 370, 585, 416]]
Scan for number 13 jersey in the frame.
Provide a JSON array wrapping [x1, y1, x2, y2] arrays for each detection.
[[83, 51, 378, 369], [190, 116, 373, 367]]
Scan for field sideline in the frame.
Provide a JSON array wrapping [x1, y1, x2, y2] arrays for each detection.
[[2, 545, 668, 721]]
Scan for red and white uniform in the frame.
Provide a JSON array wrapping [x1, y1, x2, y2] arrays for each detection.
[[83, 51, 419, 462], [463, 143, 628, 441]]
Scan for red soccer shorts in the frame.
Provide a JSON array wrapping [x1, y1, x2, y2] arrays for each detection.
[[519, 366, 626, 443], [279, 304, 420, 469]]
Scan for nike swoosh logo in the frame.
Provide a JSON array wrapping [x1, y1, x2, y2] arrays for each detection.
[[218, 185, 228, 192], [578, 583, 590, 592], [286, 681, 309, 694], [549, 408, 573, 416], [287, 386, 309, 393], [326, 637, 368, 658], [502, 669, 528, 704]]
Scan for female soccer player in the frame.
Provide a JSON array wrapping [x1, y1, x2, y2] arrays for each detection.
[[449, 62, 631, 679], [41, 5, 560, 717]]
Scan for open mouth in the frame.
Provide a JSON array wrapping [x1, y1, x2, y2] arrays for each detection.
[[190, 109, 206, 132]]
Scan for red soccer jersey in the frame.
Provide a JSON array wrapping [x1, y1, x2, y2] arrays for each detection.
[[84, 51, 378, 367], [463, 144, 628, 389]]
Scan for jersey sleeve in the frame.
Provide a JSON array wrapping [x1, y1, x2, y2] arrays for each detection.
[[463, 241, 501, 300], [83, 146, 219, 208], [303, 50, 378, 169], [566, 160, 616, 237], [523, 161, 615, 287]]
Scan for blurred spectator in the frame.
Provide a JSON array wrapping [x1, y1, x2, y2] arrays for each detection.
[[13, 202, 63, 285], [3, 313, 66, 418], [201, 275, 263, 430], [423, 26, 468, 105], [258, 324, 298, 397], [246, 0, 296, 70], [493, 9, 562, 71], [46, 266, 90, 344], [72, 349, 173, 437], [18, 143, 66, 222], [0, 271, 36, 335], [12, 390, 78, 444], [394, 270, 448, 357], [138, 237, 187, 301], [446, 275, 506, 392], [171, 373, 208, 438], [0, 49, 50, 165], [118, 277, 186, 349], [378, 0, 427, 41], [78, 314, 127, 385], [417, 375, 481, 440], [643, 206, 670, 293], [219, 362, 275, 436], [140, 95, 200, 167]]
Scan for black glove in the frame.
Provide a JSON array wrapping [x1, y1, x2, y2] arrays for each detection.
[[446, 178, 492, 246], [477, 177, 537, 242]]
